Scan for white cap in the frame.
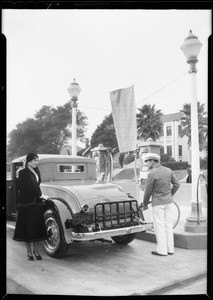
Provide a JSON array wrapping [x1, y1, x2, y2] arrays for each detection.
[[144, 153, 160, 162]]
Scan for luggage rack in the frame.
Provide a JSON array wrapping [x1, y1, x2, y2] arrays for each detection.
[[94, 199, 139, 230]]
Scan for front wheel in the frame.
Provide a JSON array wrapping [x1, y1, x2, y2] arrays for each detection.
[[111, 233, 137, 245], [43, 209, 69, 258]]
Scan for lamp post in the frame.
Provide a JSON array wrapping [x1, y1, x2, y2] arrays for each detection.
[[67, 79, 81, 156], [181, 30, 207, 233]]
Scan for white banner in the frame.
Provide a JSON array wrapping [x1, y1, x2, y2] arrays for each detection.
[[110, 85, 137, 152]]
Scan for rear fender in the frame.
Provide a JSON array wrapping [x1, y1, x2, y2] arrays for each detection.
[[45, 198, 74, 244]]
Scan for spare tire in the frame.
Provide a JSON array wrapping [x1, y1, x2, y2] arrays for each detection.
[[111, 233, 137, 245]]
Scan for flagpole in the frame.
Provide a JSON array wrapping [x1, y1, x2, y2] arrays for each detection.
[[134, 149, 140, 203]]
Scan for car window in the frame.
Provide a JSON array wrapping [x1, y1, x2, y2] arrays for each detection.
[[15, 162, 24, 178], [7, 172, 12, 180], [58, 164, 84, 173]]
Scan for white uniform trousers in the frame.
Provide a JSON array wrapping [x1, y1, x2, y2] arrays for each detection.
[[152, 203, 174, 255]]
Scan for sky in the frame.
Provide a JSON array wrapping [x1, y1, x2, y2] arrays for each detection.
[[2, 9, 211, 146]]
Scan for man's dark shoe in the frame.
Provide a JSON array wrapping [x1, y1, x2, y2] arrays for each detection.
[[151, 251, 167, 256], [168, 252, 174, 255], [28, 255, 34, 261]]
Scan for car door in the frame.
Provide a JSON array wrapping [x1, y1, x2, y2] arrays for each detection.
[[6, 178, 16, 217], [6, 162, 23, 218]]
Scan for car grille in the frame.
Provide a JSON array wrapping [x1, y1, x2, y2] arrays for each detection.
[[94, 200, 139, 230]]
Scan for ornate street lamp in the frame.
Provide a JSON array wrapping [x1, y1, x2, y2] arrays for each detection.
[[67, 79, 81, 156], [181, 30, 207, 233]]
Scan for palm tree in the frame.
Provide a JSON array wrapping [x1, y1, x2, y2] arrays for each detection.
[[180, 102, 207, 151], [136, 104, 163, 141]]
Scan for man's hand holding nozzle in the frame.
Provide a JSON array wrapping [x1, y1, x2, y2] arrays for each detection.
[[139, 203, 148, 211]]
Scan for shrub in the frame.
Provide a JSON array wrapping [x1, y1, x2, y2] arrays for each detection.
[[200, 157, 207, 169], [161, 153, 176, 162], [168, 156, 176, 162], [123, 153, 135, 165], [161, 161, 190, 170]]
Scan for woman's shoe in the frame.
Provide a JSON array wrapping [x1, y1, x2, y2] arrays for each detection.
[[28, 255, 34, 261], [33, 251, 42, 260]]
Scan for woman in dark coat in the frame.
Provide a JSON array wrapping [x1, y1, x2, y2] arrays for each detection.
[[13, 153, 48, 261]]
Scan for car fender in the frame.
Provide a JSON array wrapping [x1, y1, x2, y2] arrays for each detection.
[[41, 184, 80, 244], [41, 184, 82, 212], [45, 197, 75, 244]]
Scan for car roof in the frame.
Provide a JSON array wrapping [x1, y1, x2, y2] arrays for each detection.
[[12, 154, 96, 164]]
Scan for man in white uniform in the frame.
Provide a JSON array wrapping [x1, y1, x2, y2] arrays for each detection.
[[141, 153, 180, 256]]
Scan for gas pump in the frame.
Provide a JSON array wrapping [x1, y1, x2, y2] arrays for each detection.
[[91, 144, 113, 183], [137, 147, 153, 223], [139, 147, 149, 192]]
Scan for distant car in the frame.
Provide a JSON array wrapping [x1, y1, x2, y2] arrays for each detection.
[[7, 154, 151, 258]]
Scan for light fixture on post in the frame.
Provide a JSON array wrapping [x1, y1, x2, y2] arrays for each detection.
[[67, 78, 81, 156], [181, 30, 207, 233]]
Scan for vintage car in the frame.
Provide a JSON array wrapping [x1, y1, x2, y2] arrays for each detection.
[[7, 154, 152, 258]]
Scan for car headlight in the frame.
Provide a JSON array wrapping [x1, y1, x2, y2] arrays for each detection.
[[81, 204, 89, 212]]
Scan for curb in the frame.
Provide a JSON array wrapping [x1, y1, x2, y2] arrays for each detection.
[[136, 230, 207, 249]]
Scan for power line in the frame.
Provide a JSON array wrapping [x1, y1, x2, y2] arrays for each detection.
[[79, 105, 110, 112], [79, 72, 188, 112], [136, 72, 188, 106]]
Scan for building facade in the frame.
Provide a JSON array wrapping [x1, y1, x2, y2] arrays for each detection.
[[158, 112, 189, 162]]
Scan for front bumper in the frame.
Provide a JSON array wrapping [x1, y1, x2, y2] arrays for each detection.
[[71, 222, 153, 241]]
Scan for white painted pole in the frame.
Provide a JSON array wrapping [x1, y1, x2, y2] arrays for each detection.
[[190, 72, 200, 203], [67, 79, 81, 157], [181, 30, 207, 232], [72, 99, 77, 156]]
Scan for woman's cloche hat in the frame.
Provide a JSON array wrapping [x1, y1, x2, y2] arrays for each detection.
[[26, 153, 39, 164]]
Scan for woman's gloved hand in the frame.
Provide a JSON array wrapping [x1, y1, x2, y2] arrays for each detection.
[[40, 194, 49, 202]]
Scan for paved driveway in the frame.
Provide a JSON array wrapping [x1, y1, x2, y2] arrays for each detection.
[[6, 222, 207, 296]]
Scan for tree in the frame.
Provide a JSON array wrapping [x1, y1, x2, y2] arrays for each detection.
[[136, 104, 163, 141], [90, 113, 118, 149], [7, 118, 43, 159], [161, 153, 176, 162], [180, 102, 207, 151], [7, 102, 88, 160]]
